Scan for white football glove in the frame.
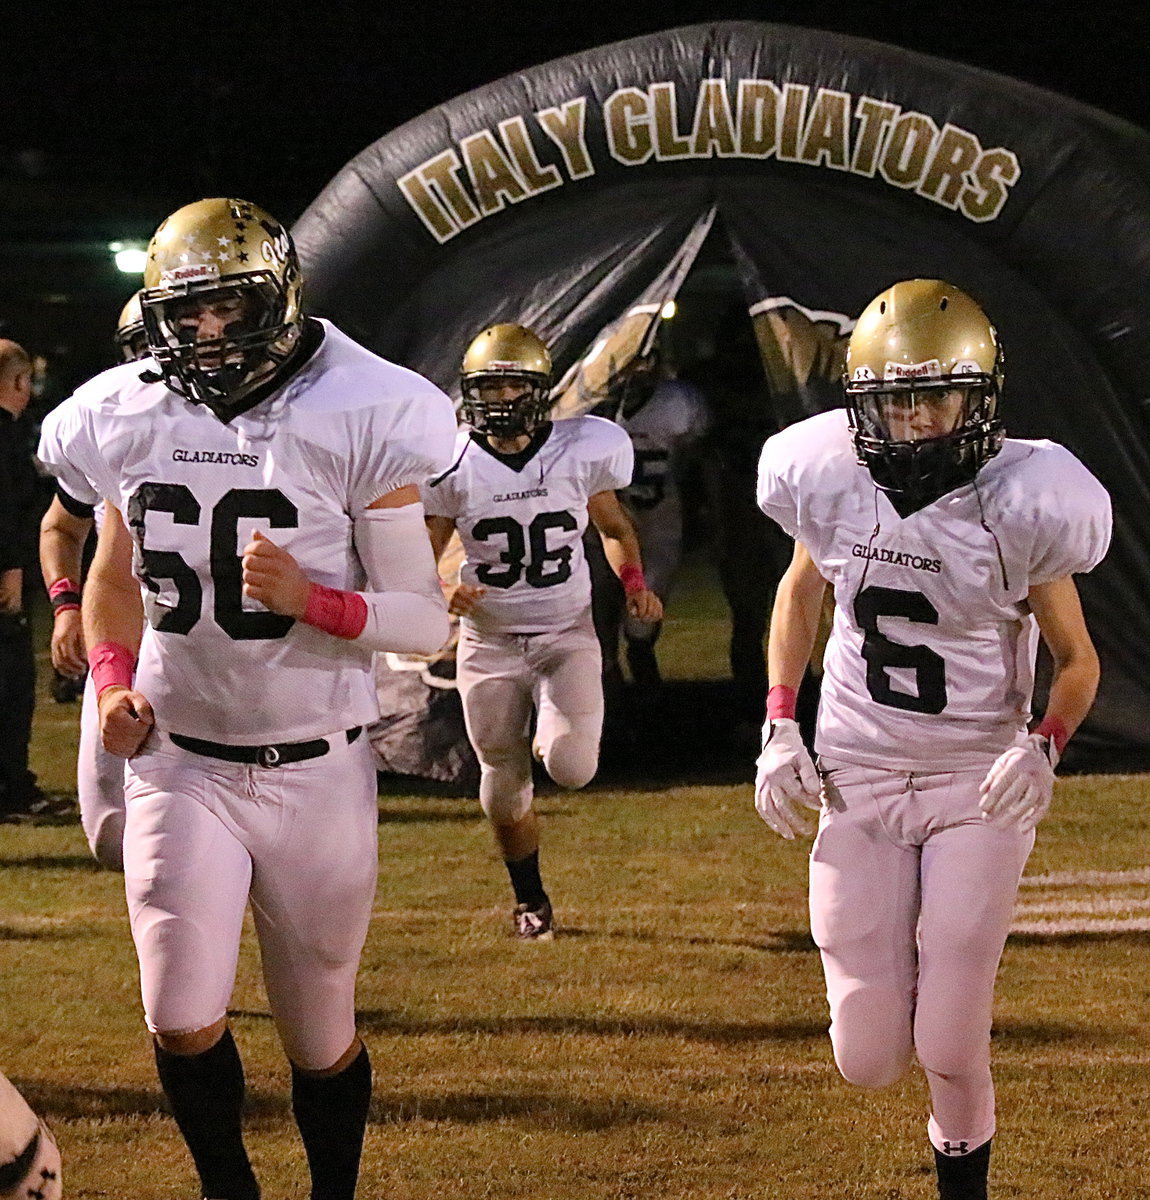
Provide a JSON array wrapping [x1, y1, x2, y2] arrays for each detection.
[[754, 718, 822, 839], [978, 733, 1059, 833]]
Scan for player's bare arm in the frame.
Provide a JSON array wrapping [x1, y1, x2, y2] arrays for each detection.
[[39, 496, 94, 676], [84, 503, 153, 757], [979, 575, 1101, 833], [425, 512, 485, 617], [587, 488, 663, 623], [767, 540, 829, 691], [1027, 575, 1101, 737], [242, 483, 449, 655]]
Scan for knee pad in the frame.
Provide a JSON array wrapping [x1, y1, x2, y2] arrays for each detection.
[[542, 737, 598, 790], [832, 1038, 913, 1089], [829, 989, 915, 1089], [916, 1028, 991, 1081], [89, 812, 126, 872], [479, 771, 533, 824]]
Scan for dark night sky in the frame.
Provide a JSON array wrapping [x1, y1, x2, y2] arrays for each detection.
[[5, 0, 1148, 230]]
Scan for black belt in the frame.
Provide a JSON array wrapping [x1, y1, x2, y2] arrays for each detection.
[[168, 726, 362, 768]]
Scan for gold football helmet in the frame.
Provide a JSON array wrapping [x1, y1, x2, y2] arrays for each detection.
[[140, 197, 304, 417], [113, 291, 149, 363], [460, 324, 553, 437], [845, 279, 1004, 506]]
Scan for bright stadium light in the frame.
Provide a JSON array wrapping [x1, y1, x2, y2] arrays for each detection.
[[660, 299, 677, 320], [109, 241, 148, 274]]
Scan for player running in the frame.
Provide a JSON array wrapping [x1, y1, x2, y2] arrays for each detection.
[[37, 197, 457, 1200], [753, 279, 1111, 1200], [37, 292, 151, 870], [423, 324, 661, 940], [590, 344, 709, 695]]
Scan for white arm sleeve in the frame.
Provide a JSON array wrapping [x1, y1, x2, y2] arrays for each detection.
[[350, 502, 450, 656]]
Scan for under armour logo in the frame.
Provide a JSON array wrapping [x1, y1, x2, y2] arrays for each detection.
[[29, 1165, 58, 1200], [941, 1140, 969, 1156]]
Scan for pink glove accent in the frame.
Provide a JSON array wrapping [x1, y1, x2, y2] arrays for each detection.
[[89, 641, 136, 696], [302, 583, 369, 640], [1034, 715, 1069, 756], [618, 564, 646, 596], [767, 684, 798, 721]]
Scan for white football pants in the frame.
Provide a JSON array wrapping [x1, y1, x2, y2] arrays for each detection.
[[457, 614, 603, 824], [78, 672, 128, 870], [810, 757, 1034, 1154], [122, 728, 378, 1071]]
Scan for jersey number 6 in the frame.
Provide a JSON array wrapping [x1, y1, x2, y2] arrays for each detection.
[[853, 584, 948, 714]]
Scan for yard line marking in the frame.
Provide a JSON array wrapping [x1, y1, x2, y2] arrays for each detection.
[[1015, 897, 1150, 916], [1011, 917, 1150, 934], [1012, 867, 1150, 933], [1020, 867, 1150, 887]]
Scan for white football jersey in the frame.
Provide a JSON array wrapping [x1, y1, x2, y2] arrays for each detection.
[[616, 379, 709, 516], [422, 416, 632, 634], [757, 409, 1112, 771], [36, 320, 457, 744]]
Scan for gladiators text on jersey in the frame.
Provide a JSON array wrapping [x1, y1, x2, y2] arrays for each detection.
[[851, 543, 942, 573], [172, 448, 260, 466]]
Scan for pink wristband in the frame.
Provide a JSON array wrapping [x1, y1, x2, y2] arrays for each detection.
[[1035, 715, 1069, 755], [767, 684, 798, 721], [302, 583, 369, 640], [618, 564, 646, 596], [89, 641, 136, 696], [49, 576, 82, 615]]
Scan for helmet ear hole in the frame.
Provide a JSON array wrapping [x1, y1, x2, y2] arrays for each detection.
[[940, 297, 949, 310]]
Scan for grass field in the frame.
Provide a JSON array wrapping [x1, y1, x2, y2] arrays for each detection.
[[6, 572, 1150, 1198]]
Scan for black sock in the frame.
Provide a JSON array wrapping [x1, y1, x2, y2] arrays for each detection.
[[153, 1029, 259, 1200], [505, 849, 547, 906], [934, 1138, 991, 1200], [291, 1043, 372, 1200]]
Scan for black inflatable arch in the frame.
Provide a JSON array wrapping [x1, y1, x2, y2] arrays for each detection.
[[294, 21, 1150, 768]]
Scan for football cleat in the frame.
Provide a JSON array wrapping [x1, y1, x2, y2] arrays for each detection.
[[514, 899, 554, 941], [0, 1071, 62, 1200]]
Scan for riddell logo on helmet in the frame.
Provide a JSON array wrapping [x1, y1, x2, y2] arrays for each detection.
[[884, 359, 942, 379], [161, 264, 221, 285], [487, 360, 520, 370]]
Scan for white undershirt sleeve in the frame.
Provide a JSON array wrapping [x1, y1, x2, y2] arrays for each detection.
[[350, 502, 450, 656]]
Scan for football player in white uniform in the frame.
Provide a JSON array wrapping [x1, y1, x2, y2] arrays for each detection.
[[37, 198, 457, 1200], [0, 1068, 62, 1200], [753, 280, 1111, 1200], [37, 292, 150, 871], [423, 324, 662, 940], [591, 347, 709, 692]]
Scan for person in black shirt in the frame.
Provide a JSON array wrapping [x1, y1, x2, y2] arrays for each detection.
[[0, 339, 70, 821]]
